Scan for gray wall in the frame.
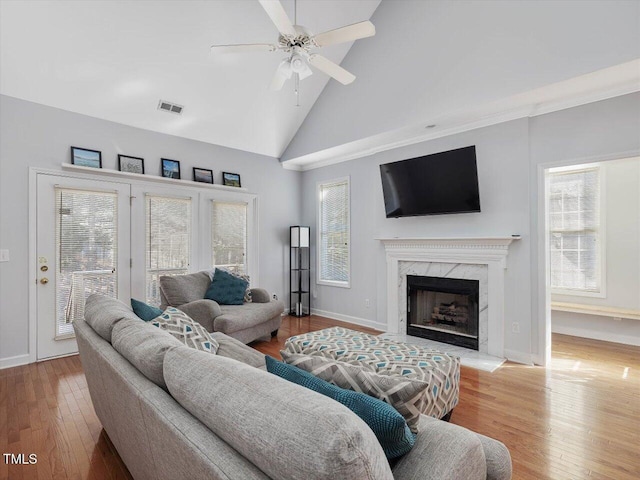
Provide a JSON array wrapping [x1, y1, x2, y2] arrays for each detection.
[[284, 0, 640, 160], [0, 94, 301, 363], [529, 93, 640, 358], [301, 93, 640, 361]]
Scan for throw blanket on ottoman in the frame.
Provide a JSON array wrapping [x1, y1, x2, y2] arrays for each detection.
[[284, 327, 460, 422]]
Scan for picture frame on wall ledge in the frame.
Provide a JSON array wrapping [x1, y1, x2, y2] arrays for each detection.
[[118, 154, 145, 174], [193, 167, 214, 184], [161, 158, 181, 179], [222, 171, 241, 187], [71, 146, 102, 168]]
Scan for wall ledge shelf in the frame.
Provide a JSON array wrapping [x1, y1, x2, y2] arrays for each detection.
[[61, 163, 249, 192], [551, 302, 640, 321]]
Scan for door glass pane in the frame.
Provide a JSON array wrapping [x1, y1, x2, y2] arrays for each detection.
[[212, 201, 247, 274], [146, 195, 191, 306], [56, 187, 118, 336]]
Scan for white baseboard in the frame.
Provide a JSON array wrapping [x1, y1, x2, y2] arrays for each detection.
[[531, 353, 545, 366], [503, 349, 533, 365], [0, 354, 31, 370], [310, 308, 387, 332], [552, 325, 640, 347]]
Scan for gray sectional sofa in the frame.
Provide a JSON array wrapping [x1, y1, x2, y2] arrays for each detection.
[[76, 294, 512, 480], [159, 271, 285, 344]]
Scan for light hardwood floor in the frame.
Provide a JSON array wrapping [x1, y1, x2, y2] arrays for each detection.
[[1, 315, 638, 480]]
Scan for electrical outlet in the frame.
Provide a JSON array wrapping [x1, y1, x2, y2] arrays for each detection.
[[511, 322, 520, 334], [272, 293, 278, 300], [0, 250, 9, 262], [365, 298, 370, 308]]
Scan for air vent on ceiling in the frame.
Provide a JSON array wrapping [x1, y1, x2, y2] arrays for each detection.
[[157, 100, 184, 115]]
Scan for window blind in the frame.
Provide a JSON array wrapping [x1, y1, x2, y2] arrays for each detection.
[[318, 179, 350, 284], [212, 201, 247, 274], [56, 187, 118, 336], [146, 195, 191, 305], [548, 167, 600, 292]]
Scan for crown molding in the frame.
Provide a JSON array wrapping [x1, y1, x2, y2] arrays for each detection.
[[281, 61, 640, 172]]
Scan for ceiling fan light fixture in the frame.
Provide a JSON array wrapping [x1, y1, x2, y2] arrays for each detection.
[[277, 59, 293, 79], [290, 54, 312, 80]]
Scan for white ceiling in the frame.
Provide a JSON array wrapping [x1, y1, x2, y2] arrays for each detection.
[[0, 0, 381, 158]]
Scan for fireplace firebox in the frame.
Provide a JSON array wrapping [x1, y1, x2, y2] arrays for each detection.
[[407, 275, 479, 350]]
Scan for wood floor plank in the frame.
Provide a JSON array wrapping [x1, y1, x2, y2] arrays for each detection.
[[1, 317, 638, 479]]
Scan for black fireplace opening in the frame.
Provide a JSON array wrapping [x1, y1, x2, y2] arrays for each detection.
[[407, 275, 479, 350]]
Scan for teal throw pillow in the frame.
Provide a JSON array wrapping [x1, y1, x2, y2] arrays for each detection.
[[205, 268, 248, 305], [265, 356, 415, 459], [131, 298, 163, 322]]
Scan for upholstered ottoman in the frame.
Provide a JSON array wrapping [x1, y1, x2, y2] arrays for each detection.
[[283, 327, 460, 422]]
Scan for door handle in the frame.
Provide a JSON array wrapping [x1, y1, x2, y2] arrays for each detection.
[[40, 278, 49, 285]]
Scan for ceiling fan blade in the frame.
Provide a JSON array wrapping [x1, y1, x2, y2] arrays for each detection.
[[258, 0, 297, 37], [313, 21, 375, 47], [308, 55, 355, 85], [210, 44, 276, 54]]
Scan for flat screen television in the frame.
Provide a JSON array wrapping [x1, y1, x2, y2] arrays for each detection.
[[380, 146, 481, 218]]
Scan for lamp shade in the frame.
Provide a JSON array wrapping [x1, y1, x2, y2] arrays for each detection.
[[290, 226, 310, 248]]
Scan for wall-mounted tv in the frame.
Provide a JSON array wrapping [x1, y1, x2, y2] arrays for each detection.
[[380, 146, 481, 218]]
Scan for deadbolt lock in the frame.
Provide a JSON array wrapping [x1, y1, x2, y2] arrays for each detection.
[[40, 278, 49, 285], [40, 265, 48, 272]]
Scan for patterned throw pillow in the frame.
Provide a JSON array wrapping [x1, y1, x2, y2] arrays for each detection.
[[205, 268, 249, 305], [281, 351, 428, 434], [265, 356, 415, 459], [151, 307, 219, 354], [131, 298, 163, 321], [208, 268, 252, 303]]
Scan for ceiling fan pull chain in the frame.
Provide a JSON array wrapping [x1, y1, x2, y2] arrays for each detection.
[[295, 74, 300, 107]]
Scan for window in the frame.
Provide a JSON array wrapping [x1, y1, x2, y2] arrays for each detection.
[[548, 166, 602, 295], [212, 200, 247, 274], [145, 194, 192, 305], [317, 178, 350, 287], [56, 187, 118, 336]]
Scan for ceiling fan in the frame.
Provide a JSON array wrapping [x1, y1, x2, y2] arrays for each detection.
[[210, 0, 375, 91]]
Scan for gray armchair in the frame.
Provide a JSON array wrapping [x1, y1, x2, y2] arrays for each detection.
[[159, 271, 284, 344]]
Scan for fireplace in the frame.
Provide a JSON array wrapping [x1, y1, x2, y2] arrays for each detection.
[[407, 275, 479, 350]]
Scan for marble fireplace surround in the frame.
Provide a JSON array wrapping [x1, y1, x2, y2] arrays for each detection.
[[378, 237, 519, 358]]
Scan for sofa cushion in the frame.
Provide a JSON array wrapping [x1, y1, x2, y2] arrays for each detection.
[[214, 300, 284, 334], [164, 347, 394, 480], [151, 308, 219, 354], [211, 332, 266, 368], [131, 298, 163, 321], [159, 272, 210, 306], [266, 356, 415, 459], [84, 294, 138, 342], [111, 318, 183, 389], [281, 351, 429, 434], [205, 268, 248, 305]]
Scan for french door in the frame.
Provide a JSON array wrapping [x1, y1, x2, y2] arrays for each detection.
[[36, 174, 131, 360]]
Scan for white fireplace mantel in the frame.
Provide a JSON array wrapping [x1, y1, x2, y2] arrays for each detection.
[[377, 236, 520, 358]]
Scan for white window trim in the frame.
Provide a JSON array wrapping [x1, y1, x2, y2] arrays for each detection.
[[316, 176, 351, 288], [549, 164, 607, 299]]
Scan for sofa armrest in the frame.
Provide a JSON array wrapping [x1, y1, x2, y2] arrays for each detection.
[[249, 288, 271, 303], [176, 299, 221, 332], [477, 434, 512, 480], [392, 416, 487, 480]]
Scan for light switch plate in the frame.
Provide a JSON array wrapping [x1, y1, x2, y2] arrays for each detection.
[[0, 250, 9, 262]]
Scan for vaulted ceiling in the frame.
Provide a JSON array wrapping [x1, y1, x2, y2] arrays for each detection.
[[1, 1, 638, 168], [0, 0, 380, 158]]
